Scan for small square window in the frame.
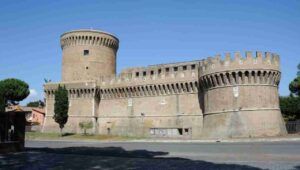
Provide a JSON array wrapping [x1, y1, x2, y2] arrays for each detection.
[[150, 70, 154, 75], [166, 67, 170, 72], [174, 67, 178, 71], [191, 64, 196, 70], [83, 50, 89, 56], [158, 69, 162, 74], [183, 66, 187, 70]]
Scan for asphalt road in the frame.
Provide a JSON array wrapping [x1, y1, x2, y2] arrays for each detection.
[[0, 140, 299, 170]]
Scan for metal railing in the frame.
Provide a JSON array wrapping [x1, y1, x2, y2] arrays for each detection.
[[286, 120, 300, 134]]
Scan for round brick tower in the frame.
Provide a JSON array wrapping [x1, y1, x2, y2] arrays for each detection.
[[60, 29, 119, 81], [199, 51, 287, 138]]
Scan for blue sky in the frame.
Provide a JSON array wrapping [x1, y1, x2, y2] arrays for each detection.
[[0, 0, 299, 105]]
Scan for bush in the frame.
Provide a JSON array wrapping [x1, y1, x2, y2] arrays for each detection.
[[79, 121, 93, 135], [27, 100, 45, 107]]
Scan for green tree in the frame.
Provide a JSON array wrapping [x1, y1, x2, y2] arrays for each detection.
[[289, 63, 300, 96], [297, 63, 300, 77], [280, 63, 300, 121], [27, 100, 45, 107], [0, 78, 30, 105], [53, 85, 69, 136], [280, 96, 300, 121], [79, 121, 93, 135], [289, 77, 300, 96], [0, 78, 29, 112]]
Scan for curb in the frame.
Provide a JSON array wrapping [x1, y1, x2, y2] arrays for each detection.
[[26, 137, 300, 144]]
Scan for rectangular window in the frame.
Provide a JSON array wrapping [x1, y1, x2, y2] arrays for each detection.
[[143, 71, 146, 76], [174, 67, 178, 71], [191, 64, 196, 70], [165, 67, 170, 72], [183, 66, 187, 70], [178, 128, 183, 135], [158, 69, 162, 74], [83, 50, 89, 56], [150, 70, 154, 75], [136, 72, 139, 77]]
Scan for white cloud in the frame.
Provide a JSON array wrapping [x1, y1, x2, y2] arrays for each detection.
[[20, 89, 42, 105], [29, 89, 38, 99]]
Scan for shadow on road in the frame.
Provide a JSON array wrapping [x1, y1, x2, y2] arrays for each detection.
[[0, 146, 265, 170]]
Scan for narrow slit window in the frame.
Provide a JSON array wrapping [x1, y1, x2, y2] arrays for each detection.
[[83, 50, 89, 56], [158, 69, 162, 74]]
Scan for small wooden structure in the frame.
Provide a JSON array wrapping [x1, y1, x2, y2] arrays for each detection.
[[0, 107, 26, 153]]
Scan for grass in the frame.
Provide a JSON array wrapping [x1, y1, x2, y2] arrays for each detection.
[[25, 132, 142, 141]]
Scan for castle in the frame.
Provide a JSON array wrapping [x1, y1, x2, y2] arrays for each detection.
[[43, 29, 287, 139]]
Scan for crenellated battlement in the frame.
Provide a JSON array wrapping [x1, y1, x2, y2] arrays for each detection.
[[199, 51, 280, 76], [44, 81, 100, 99], [99, 61, 200, 88], [199, 51, 281, 90], [60, 29, 119, 51]]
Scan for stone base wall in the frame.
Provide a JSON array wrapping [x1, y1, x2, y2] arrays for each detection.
[[43, 92, 203, 138], [202, 109, 287, 139], [43, 116, 96, 133], [97, 93, 203, 138], [98, 115, 203, 138]]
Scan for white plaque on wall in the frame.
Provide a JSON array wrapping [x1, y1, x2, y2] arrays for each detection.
[[128, 98, 133, 106], [233, 86, 239, 98]]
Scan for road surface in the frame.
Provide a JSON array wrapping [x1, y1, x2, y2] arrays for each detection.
[[0, 140, 299, 170]]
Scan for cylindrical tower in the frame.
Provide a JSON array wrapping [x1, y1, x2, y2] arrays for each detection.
[[60, 29, 119, 82], [199, 51, 287, 138]]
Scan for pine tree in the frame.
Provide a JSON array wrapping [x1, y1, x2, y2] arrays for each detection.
[[53, 85, 69, 136], [0, 78, 30, 112]]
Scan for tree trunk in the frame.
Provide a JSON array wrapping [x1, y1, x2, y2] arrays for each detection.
[[84, 129, 86, 136], [60, 128, 63, 137]]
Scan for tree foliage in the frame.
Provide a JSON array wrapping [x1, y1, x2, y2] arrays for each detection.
[[27, 100, 45, 107], [289, 76, 300, 96], [280, 63, 300, 121], [0, 78, 29, 112], [280, 96, 300, 121], [0, 78, 30, 104], [79, 121, 93, 135], [297, 63, 300, 77], [53, 85, 69, 135]]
